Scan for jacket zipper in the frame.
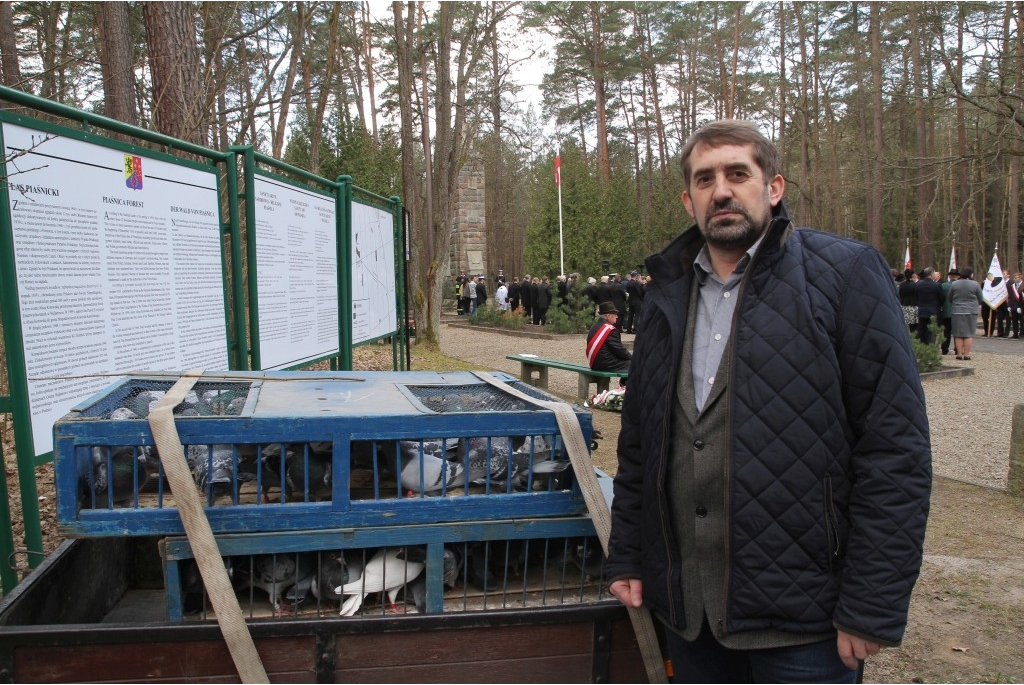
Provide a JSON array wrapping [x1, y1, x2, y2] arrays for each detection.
[[717, 217, 785, 638]]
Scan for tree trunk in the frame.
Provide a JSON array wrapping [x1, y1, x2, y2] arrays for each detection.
[[777, 2, 786, 163], [272, 2, 303, 158], [143, 1, 207, 145], [97, 2, 137, 125], [362, 2, 378, 144], [590, 4, 610, 183], [868, 3, 884, 250], [0, 1, 23, 89], [910, 6, 934, 268]]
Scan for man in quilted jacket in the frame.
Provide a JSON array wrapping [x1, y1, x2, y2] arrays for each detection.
[[606, 120, 932, 683]]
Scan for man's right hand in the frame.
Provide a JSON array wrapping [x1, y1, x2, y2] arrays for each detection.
[[610, 578, 644, 608]]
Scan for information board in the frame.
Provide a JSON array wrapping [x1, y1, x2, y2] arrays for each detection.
[[2, 122, 228, 455], [252, 174, 339, 369], [351, 201, 397, 343]]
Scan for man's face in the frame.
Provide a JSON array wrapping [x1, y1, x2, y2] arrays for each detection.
[[682, 143, 784, 250]]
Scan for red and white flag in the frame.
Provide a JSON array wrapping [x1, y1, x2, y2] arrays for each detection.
[[948, 247, 957, 273], [903, 239, 911, 271], [555, 153, 561, 187]]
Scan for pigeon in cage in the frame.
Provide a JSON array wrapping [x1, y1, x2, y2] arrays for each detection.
[[282, 573, 316, 607], [180, 556, 234, 615], [462, 437, 571, 491], [127, 389, 164, 418], [335, 547, 425, 616], [569, 538, 606, 583], [395, 440, 488, 495], [283, 443, 333, 501], [234, 552, 315, 613], [394, 545, 463, 590], [187, 443, 260, 499], [404, 575, 427, 613], [464, 541, 500, 591], [311, 550, 364, 605], [81, 445, 151, 507]]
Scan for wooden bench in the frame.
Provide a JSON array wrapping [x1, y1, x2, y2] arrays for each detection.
[[506, 354, 628, 399]]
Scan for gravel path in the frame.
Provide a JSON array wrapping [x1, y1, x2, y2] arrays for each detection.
[[440, 322, 1021, 490]]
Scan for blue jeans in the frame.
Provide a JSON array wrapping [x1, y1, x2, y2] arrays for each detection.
[[664, 621, 862, 684], [469, 298, 477, 314]]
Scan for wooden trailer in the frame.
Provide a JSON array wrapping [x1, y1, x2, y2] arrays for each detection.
[[0, 537, 649, 683]]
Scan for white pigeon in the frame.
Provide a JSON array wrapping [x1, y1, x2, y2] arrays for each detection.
[[335, 548, 425, 616]]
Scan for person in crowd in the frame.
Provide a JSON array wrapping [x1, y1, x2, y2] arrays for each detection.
[[586, 301, 632, 378], [557, 274, 569, 303], [915, 267, 944, 345], [607, 119, 931, 683], [532, 276, 551, 325], [1010, 272, 1024, 339], [456, 270, 469, 315], [495, 269, 506, 286], [522, 273, 533, 320], [596, 274, 613, 305], [939, 269, 959, 354], [466, 275, 478, 315], [495, 280, 508, 312], [898, 268, 919, 334], [475, 275, 488, 310], [584, 276, 599, 306], [624, 271, 645, 334], [949, 266, 984, 360], [508, 276, 521, 312], [981, 272, 996, 336], [996, 269, 1012, 337], [608, 274, 628, 330]]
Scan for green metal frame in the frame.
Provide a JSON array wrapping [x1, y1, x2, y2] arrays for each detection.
[[0, 86, 237, 592], [0, 88, 406, 595], [232, 153, 406, 373]]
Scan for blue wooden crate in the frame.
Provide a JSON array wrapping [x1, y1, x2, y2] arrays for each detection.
[[54, 371, 594, 537], [159, 515, 612, 623]]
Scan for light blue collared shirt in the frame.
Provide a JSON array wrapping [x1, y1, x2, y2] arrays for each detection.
[[691, 236, 763, 411]]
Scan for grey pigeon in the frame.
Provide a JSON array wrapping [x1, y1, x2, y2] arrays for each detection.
[[234, 552, 314, 612], [335, 547, 425, 616], [464, 436, 571, 491], [397, 440, 487, 496], [187, 443, 258, 500], [83, 444, 150, 507]]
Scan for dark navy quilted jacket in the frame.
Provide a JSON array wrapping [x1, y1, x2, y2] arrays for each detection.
[[607, 204, 932, 645]]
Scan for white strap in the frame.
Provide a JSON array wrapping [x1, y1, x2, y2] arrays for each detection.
[[474, 372, 667, 684], [149, 370, 269, 684]]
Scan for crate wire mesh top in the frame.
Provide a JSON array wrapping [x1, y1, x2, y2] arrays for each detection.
[[54, 371, 598, 537]]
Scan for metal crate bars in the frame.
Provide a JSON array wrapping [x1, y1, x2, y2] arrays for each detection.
[[160, 518, 611, 623], [54, 371, 595, 537]]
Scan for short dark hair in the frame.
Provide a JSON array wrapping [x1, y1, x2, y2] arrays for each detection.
[[680, 119, 781, 190], [959, 266, 974, 279]]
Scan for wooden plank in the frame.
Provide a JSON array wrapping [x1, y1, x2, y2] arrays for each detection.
[[334, 622, 593, 669], [335, 652, 594, 684], [13, 636, 316, 683]]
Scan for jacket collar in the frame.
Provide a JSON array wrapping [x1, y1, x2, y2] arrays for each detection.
[[645, 199, 793, 287]]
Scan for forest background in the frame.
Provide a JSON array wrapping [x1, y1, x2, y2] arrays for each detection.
[[0, 1, 1022, 346]]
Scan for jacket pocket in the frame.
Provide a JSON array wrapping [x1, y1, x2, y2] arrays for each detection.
[[823, 476, 843, 573]]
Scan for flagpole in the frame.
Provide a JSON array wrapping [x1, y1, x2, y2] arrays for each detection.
[[556, 151, 565, 277]]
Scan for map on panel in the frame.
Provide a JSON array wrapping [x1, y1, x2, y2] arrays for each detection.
[[350, 202, 397, 343]]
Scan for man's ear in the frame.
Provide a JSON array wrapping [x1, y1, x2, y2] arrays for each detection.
[[681, 190, 695, 218], [768, 174, 785, 207]]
